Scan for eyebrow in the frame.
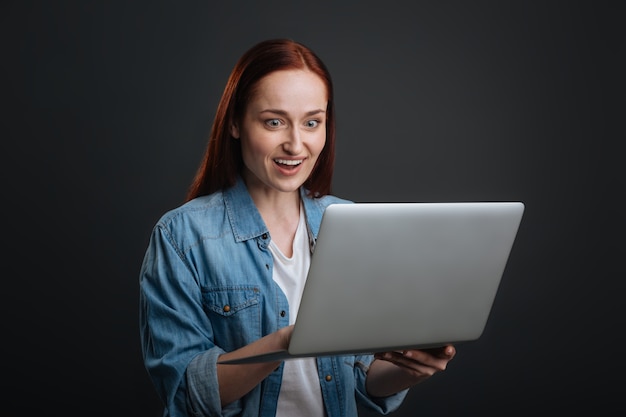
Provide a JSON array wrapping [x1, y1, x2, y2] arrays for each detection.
[[260, 108, 326, 117]]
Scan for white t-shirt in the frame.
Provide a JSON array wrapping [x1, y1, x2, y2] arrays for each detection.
[[269, 206, 326, 417]]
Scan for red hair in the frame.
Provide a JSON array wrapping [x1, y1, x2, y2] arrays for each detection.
[[186, 38, 336, 201]]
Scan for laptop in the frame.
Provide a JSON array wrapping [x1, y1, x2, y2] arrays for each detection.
[[218, 201, 525, 364]]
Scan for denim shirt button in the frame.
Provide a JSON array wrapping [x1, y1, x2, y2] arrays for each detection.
[[223, 305, 231, 313], [325, 374, 332, 382], [262, 233, 268, 239], [280, 310, 286, 317]]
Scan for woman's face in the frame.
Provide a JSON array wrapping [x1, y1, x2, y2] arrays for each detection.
[[231, 69, 328, 196]]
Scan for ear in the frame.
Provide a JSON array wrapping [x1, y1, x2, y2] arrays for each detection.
[[230, 123, 240, 139]]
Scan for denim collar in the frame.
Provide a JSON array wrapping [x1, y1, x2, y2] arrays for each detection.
[[223, 176, 325, 245]]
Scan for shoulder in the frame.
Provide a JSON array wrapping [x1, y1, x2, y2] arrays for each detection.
[[315, 194, 353, 209], [155, 191, 227, 235], [302, 192, 353, 237], [302, 191, 352, 214]]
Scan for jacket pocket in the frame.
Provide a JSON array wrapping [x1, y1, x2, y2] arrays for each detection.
[[201, 286, 261, 350]]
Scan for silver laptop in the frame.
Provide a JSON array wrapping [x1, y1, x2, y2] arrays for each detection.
[[218, 201, 525, 364]]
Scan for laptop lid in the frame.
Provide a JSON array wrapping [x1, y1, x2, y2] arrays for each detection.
[[218, 201, 524, 364]]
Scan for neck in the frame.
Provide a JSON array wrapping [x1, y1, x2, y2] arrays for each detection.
[[242, 174, 301, 219]]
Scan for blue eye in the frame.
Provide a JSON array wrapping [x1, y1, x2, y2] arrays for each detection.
[[266, 119, 281, 128], [306, 120, 320, 128]]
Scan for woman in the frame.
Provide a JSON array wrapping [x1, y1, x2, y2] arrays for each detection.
[[139, 38, 455, 417]]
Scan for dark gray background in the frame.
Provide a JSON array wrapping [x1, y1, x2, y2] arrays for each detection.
[[3, 1, 624, 416]]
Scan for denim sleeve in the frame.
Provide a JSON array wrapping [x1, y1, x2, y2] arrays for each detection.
[[353, 354, 409, 415], [139, 223, 222, 416], [186, 349, 260, 417]]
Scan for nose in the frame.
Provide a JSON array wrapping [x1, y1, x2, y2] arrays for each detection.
[[283, 126, 303, 154]]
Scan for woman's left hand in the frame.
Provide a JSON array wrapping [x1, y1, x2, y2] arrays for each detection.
[[366, 344, 456, 397], [374, 344, 456, 379]]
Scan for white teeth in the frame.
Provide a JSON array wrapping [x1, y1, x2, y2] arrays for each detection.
[[275, 159, 303, 166]]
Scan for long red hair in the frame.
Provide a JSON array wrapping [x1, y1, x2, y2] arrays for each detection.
[[185, 38, 336, 201]]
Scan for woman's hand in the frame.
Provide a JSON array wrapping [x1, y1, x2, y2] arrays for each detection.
[[375, 344, 455, 378], [366, 345, 456, 397], [216, 325, 295, 406]]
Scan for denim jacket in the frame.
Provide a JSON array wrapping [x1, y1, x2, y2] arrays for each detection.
[[139, 177, 408, 416]]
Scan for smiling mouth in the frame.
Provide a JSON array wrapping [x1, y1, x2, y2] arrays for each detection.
[[274, 159, 303, 166]]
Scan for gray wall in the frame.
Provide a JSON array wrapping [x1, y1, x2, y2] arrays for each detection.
[[4, 1, 623, 415]]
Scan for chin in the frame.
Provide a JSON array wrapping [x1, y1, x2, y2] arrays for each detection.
[[275, 177, 307, 192]]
